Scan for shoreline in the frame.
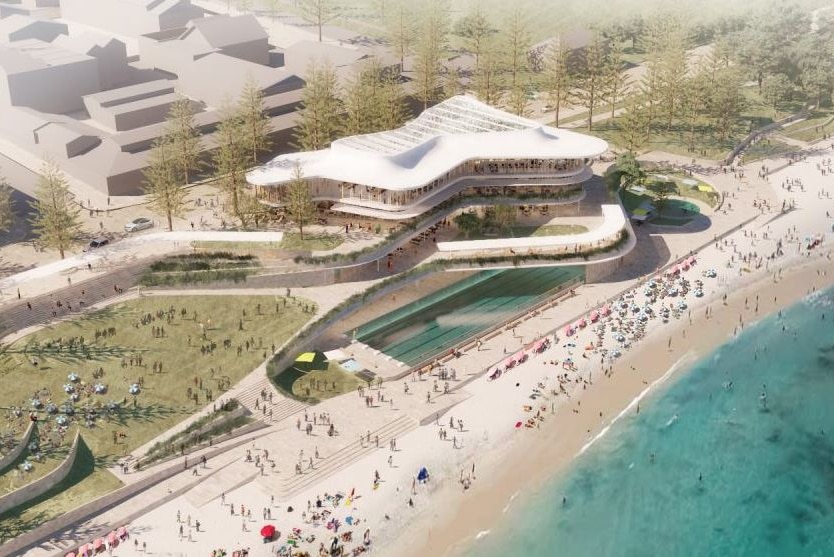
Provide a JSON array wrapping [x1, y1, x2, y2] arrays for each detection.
[[391, 250, 834, 557]]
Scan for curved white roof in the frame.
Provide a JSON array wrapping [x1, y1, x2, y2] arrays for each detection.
[[248, 95, 608, 191]]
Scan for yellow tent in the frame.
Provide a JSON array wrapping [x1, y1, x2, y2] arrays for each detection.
[[697, 185, 714, 193], [296, 352, 316, 363]]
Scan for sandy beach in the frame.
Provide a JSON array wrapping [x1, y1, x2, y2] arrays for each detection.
[[391, 251, 834, 557]]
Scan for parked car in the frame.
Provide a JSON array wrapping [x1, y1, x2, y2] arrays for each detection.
[[125, 217, 153, 233], [85, 237, 109, 251]]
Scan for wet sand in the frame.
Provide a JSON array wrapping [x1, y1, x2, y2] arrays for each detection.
[[392, 252, 834, 557]]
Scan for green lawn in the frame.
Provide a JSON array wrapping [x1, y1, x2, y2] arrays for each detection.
[[740, 138, 795, 163], [644, 172, 720, 208], [270, 360, 364, 404], [621, 189, 701, 227], [456, 223, 588, 241], [780, 110, 834, 142], [279, 232, 344, 251], [0, 295, 312, 539], [191, 241, 283, 250], [590, 87, 807, 161]]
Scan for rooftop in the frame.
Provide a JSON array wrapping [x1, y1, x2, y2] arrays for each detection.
[[248, 95, 608, 191]]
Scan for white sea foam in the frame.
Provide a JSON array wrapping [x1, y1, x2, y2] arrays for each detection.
[[576, 354, 692, 457], [475, 530, 491, 540], [503, 491, 519, 513]]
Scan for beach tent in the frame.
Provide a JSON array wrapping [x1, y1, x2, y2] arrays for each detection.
[[107, 531, 118, 547], [697, 184, 713, 193], [533, 340, 545, 352], [293, 351, 328, 373], [590, 310, 600, 322], [116, 526, 127, 540], [93, 539, 104, 552], [564, 325, 575, 336]]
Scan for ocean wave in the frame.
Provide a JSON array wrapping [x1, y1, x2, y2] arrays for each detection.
[[576, 354, 693, 457]]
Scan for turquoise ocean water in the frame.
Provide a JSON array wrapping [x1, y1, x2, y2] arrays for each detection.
[[467, 287, 834, 557]]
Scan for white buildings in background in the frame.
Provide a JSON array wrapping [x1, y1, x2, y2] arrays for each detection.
[[0, 0, 390, 197]]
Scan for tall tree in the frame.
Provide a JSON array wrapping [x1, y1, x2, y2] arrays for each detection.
[[442, 65, 464, 100], [213, 103, 251, 227], [474, 40, 500, 105], [266, 0, 281, 21], [29, 158, 81, 259], [659, 22, 689, 129], [0, 176, 13, 233], [680, 74, 709, 153], [386, 0, 414, 71], [299, 0, 336, 42], [615, 151, 646, 191], [164, 96, 202, 185], [501, 7, 531, 116], [285, 164, 316, 239], [378, 73, 410, 130], [708, 68, 745, 141], [544, 40, 572, 126], [454, 3, 495, 76], [342, 59, 386, 135], [575, 34, 606, 131], [238, 76, 272, 164], [412, 0, 449, 110], [603, 42, 629, 121], [293, 61, 341, 150], [618, 95, 650, 152], [144, 137, 188, 231]]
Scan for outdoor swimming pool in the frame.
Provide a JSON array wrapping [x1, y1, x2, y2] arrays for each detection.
[[354, 267, 584, 366]]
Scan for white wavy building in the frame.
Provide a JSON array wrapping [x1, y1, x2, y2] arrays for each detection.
[[247, 95, 608, 220]]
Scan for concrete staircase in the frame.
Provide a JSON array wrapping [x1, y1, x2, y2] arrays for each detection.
[[0, 263, 144, 335], [271, 414, 417, 499], [235, 376, 308, 423]]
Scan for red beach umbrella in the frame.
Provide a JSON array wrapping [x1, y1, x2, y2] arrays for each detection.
[[261, 524, 276, 538]]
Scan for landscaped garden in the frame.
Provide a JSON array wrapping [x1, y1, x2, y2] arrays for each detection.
[[0, 294, 313, 541], [279, 232, 345, 251], [454, 223, 589, 241], [139, 252, 261, 286]]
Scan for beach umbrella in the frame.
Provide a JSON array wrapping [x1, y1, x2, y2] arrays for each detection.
[[116, 526, 126, 539], [515, 421, 523, 429], [563, 325, 574, 336], [601, 305, 611, 316], [533, 340, 545, 352], [260, 525, 276, 538], [93, 539, 104, 551], [577, 318, 587, 328], [687, 256, 696, 266], [417, 467, 429, 482], [107, 531, 118, 547], [513, 350, 525, 362], [681, 261, 690, 271], [504, 357, 515, 367]]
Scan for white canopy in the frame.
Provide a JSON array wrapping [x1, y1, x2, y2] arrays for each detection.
[[247, 95, 608, 191]]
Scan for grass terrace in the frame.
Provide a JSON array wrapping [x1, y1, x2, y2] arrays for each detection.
[[780, 109, 834, 142], [279, 233, 344, 252], [454, 223, 589, 241], [268, 353, 364, 405], [0, 295, 313, 541]]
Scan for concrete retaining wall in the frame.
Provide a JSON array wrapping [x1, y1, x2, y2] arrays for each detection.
[[0, 431, 81, 515], [0, 421, 35, 475]]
